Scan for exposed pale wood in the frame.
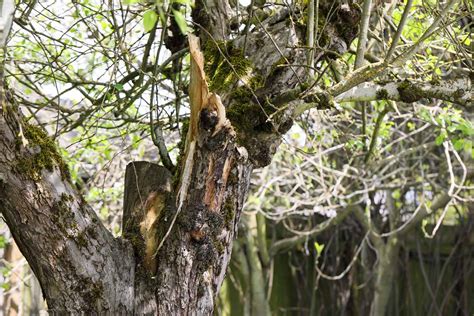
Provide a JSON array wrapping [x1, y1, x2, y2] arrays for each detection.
[[122, 161, 172, 274]]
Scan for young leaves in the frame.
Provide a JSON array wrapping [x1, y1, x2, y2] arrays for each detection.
[[143, 10, 158, 33], [172, 9, 188, 34]]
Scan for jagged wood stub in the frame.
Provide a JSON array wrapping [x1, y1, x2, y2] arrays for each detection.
[[122, 161, 173, 274]]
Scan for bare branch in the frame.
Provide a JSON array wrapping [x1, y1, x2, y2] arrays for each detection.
[[269, 205, 357, 256]]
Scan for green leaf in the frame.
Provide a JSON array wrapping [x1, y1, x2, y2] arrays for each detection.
[[421, 218, 429, 237], [1, 266, 10, 277], [391, 189, 401, 200], [447, 124, 457, 132], [457, 120, 474, 136], [463, 140, 472, 153], [172, 9, 188, 34], [314, 241, 325, 256], [143, 10, 158, 33], [0, 235, 5, 248], [1, 283, 10, 291], [435, 133, 445, 145], [114, 83, 124, 91], [453, 139, 464, 151]]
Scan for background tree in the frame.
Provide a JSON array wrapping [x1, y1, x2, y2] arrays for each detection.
[[0, 0, 472, 314]]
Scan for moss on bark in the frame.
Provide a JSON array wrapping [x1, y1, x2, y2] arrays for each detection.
[[16, 122, 70, 181], [397, 80, 423, 103]]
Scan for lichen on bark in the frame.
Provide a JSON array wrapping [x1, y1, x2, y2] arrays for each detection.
[[397, 80, 423, 103], [203, 40, 253, 93]]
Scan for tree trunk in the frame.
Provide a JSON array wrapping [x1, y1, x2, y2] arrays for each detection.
[[0, 109, 136, 313], [0, 78, 252, 314]]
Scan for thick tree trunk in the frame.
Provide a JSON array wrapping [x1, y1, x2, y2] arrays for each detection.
[[0, 109, 136, 313]]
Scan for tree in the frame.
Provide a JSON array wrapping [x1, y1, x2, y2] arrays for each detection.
[[0, 0, 472, 314]]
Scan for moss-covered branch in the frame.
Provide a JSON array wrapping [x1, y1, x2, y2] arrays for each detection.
[[335, 79, 473, 108]]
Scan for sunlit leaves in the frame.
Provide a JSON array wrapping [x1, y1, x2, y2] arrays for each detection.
[[172, 9, 188, 34], [0, 264, 12, 291], [422, 106, 474, 157], [143, 9, 158, 32], [114, 83, 124, 91], [314, 241, 325, 257], [123, 0, 191, 34], [0, 235, 6, 249], [391, 189, 401, 200], [435, 131, 446, 145]]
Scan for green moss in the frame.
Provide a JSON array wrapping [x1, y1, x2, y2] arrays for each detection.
[[213, 239, 225, 254], [226, 102, 258, 132], [452, 88, 464, 99], [376, 88, 389, 99], [16, 122, 70, 181], [79, 278, 104, 306], [430, 76, 441, 86], [203, 41, 253, 93], [223, 198, 235, 230], [316, 92, 334, 109], [86, 226, 98, 240], [207, 210, 224, 232], [62, 193, 74, 202], [268, 56, 287, 78], [224, 56, 295, 136], [76, 231, 88, 248], [173, 118, 190, 187], [196, 242, 215, 271], [397, 80, 422, 103], [52, 193, 77, 236], [123, 218, 146, 257], [226, 97, 279, 137], [90, 282, 104, 300], [230, 87, 253, 103], [227, 73, 265, 107], [227, 168, 238, 186]]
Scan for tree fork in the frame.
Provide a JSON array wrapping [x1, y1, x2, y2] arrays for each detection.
[[0, 1, 363, 313]]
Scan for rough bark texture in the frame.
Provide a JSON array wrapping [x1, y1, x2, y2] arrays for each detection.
[[0, 0, 362, 313], [0, 110, 135, 313], [153, 128, 252, 314]]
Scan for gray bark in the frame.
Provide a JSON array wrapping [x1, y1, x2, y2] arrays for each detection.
[[0, 110, 135, 313]]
